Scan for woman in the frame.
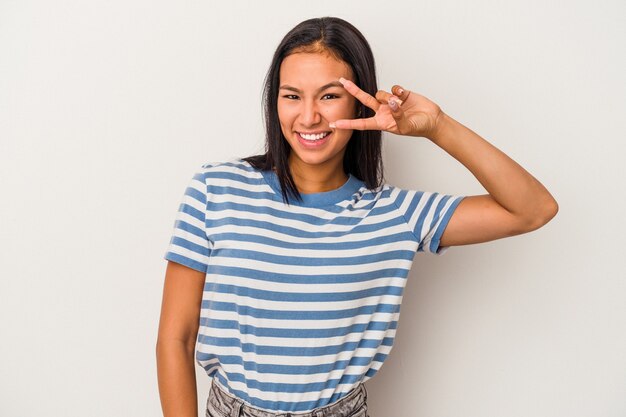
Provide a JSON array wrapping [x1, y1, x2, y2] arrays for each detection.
[[156, 16, 558, 417]]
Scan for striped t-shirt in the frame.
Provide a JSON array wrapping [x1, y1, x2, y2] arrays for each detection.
[[164, 159, 464, 413]]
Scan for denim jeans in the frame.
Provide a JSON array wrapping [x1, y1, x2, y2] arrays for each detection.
[[205, 379, 370, 417]]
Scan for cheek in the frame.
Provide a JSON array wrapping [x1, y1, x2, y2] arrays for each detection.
[[324, 100, 357, 119], [343, 98, 359, 118], [276, 105, 292, 127]]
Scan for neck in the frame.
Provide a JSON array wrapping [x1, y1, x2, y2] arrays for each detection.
[[288, 156, 348, 194]]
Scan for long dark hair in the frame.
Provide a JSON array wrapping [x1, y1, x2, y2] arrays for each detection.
[[244, 17, 383, 204]]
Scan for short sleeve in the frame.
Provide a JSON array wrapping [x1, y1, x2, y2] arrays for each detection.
[[163, 168, 211, 273], [396, 189, 465, 255]]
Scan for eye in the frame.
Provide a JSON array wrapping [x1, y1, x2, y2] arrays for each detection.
[[321, 93, 339, 100], [282, 94, 299, 100]]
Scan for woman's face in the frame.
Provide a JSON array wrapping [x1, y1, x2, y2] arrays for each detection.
[[277, 52, 357, 172]]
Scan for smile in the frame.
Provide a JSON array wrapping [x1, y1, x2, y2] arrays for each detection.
[[297, 131, 331, 141]]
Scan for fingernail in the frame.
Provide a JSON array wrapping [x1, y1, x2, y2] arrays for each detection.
[[388, 98, 399, 111], [397, 87, 404, 95], [329, 122, 336, 128], [339, 77, 347, 84]]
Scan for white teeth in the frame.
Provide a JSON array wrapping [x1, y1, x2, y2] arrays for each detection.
[[299, 132, 330, 141]]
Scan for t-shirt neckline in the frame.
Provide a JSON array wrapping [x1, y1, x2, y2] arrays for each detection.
[[258, 168, 365, 208]]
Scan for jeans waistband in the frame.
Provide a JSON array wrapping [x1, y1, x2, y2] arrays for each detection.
[[206, 378, 368, 417]]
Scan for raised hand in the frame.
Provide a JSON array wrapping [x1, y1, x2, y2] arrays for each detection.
[[331, 80, 558, 249], [331, 77, 444, 139]]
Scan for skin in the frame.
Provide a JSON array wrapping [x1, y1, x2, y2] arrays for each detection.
[[156, 261, 204, 417], [156, 51, 558, 417], [277, 52, 358, 193], [332, 76, 559, 246]]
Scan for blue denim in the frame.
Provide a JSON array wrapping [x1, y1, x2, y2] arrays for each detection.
[[205, 379, 370, 417]]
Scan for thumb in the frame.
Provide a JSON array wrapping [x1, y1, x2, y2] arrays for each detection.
[[388, 96, 410, 134]]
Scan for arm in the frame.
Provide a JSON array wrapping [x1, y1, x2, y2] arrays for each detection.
[[428, 112, 558, 246], [332, 78, 558, 246], [156, 261, 206, 417]]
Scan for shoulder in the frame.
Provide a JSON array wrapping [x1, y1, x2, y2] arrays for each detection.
[[197, 158, 256, 175], [360, 182, 410, 203], [344, 181, 411, 213], [369, 182, 461, 216], [194, 159, 274, 202], [192, 158, 262, 183]]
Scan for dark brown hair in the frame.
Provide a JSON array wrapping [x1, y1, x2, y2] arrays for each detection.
[[244, 17, 383, 203]]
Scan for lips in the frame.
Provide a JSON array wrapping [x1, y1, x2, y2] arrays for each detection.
[[296, 131, 333, 148]]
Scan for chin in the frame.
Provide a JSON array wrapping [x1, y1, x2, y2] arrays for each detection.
[[293, 153, 336, 167]]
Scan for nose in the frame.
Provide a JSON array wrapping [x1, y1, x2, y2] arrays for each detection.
[[300, 99, 322, 127]]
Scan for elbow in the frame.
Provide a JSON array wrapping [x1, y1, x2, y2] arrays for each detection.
[[156, 336, 196, 359], [522, 196, 559, 233], [546, 197, 559, 221], [155, 337, 165, 359], [541, 195, 559, 225]]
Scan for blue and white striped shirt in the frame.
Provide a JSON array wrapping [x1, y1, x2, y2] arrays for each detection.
[[164, 159, 464, 413]]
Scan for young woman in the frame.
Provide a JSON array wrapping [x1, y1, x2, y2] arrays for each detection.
[[156, 17, 558, 417]]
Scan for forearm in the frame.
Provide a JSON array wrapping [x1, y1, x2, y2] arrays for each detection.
[[156, 339, 198, 417], [429, 112, 558, 226]]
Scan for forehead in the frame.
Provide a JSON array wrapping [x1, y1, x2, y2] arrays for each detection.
[[279, 52, 353, 85]]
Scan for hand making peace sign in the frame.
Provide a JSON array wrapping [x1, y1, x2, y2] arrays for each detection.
[[331, 77, 445, 140]]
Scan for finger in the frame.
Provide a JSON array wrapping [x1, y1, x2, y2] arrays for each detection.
[[339, 78, 380, 111], [387, 96, 410, 134], [391, 85, 411, 102], [375, 90, 393, 104], [330, 117, 379, 131]]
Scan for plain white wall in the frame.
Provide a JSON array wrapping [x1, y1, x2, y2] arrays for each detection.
[[1, 1, 624, 416]]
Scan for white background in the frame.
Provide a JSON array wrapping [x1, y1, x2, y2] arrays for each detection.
[[1, 1, 624, 416]]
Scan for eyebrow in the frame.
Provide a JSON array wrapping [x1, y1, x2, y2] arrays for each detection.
[[279, 81, 344, 94]]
